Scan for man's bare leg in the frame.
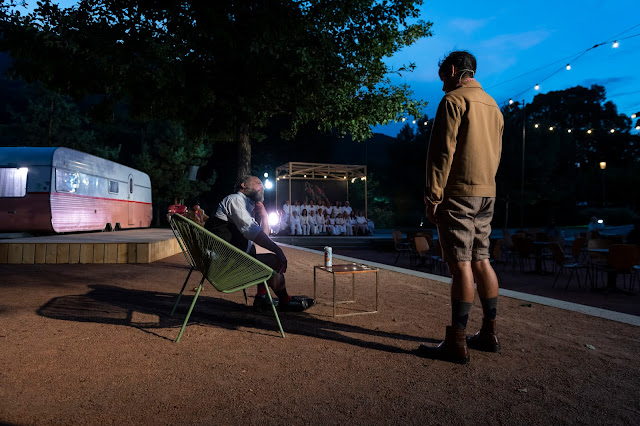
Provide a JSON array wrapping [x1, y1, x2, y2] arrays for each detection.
[[418, 260, 474, 364], [471, 259, 498, 299]]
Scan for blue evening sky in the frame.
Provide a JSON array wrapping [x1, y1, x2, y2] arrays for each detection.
[[375, 0, 640, 136], [21, 1, 640, 137]]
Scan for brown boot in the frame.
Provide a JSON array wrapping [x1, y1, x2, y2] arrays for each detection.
[[466, 319, 500, 353], [418, 326, 470, 365]]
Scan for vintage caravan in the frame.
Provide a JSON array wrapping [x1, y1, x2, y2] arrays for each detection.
[[0, 147, 152, 233]]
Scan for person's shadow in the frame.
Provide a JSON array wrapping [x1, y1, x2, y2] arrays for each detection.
[[37, 284, 438, 353]]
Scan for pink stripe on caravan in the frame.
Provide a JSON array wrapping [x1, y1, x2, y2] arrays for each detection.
[[52, 191, 152, 205]]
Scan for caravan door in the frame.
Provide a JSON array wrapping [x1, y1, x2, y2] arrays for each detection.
[[128, 174, 135, 225]]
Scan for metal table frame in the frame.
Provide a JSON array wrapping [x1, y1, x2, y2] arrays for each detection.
[[313, 263, 379, 317]]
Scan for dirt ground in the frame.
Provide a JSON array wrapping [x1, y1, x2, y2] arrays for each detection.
[[1, 246, 639, 425]]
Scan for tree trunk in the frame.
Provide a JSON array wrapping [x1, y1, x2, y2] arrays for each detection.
[[237, 121, 252, 179]]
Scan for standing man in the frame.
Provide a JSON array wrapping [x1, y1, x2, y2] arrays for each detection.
[[420, 51, 503, 364], [205, 175, 313, 312]]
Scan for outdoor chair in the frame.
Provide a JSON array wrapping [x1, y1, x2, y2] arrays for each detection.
[[511, 235, 535, 273], [414, 236, 434, 272], [570, 237, 587, 263], [549, 242, 589, 292], [392, 230, 413, 265], [606, 244, 640, 292], [169, 214, 284, 342], [587, 238, 611, 289]]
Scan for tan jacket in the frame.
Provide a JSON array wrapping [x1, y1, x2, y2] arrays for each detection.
[[186, 209, 209, 226], [426, 80, 503, 204]]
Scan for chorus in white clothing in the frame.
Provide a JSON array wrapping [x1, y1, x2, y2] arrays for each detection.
[[334, 201, 343, 217], [308, 211, 319, 235], [289, 210, 302, 235], [321, 213, 330, 235], [282, 200, 292, 224], [292, 201, 302, 215], [335, 214, 346, 235], [343, 201, 353, 216], [342, 212, 353, 236], [300, 209, 310, 235], [328, 213, 337, 235], [356, 211, 369, 235], [348, 211, 357, 236]]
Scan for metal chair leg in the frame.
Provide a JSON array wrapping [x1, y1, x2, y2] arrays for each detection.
[[171, 267, 194, 317], [176, 275, 206, 343]]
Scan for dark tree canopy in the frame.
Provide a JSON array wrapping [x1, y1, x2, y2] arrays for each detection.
[[499, 84, 639, 225], [1, 0, 433, 177]]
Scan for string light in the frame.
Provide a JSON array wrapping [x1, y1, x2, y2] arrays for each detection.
[[401, 117, 406, 122], [534, 123, 539, 128], [610, 129, 615, 133], [303, 174, 306, 178], [509, 99, 514, 105], [566, 64, 571, 70], [567, 129, 572, 133], [612, 40, 619, 48], [323, 175, 327, 178], [412, 120, 416, 124], [423, 121, 428, 125], [549, 126, 554, 131], [587, 129, 593, 134], [534, 84, 540, 91], [632, 113, 637, 119]]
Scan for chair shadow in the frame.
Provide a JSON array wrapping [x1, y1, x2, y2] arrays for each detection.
[[37, 284, 439, 354]]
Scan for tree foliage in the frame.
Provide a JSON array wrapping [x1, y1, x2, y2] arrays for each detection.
[[500, 85, 640, 225], [1, 0, 433, 178]]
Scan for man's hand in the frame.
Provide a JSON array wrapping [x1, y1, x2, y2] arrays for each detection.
[[254, 202, 267, 220], [426, 202, 438, 224]]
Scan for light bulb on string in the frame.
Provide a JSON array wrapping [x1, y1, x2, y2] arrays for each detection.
[[612, 40, 619, 48], [587, 129, 592, 134], [568, 129, 572, 133], [610, 129, 615, 133], [566, 64, 571, 70], [632, 113, 637, 119], [508, 99, 514, 105], [412, 120, 416, 124], [401, 117, 406, 122], [534, 123, 539, 128], [534, 84, 540, 91], [549, 126, 554, 131]]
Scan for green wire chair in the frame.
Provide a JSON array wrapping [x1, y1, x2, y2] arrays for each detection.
[[169, 214, 284, 342]]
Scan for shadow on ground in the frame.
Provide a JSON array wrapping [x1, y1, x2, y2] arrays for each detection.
[[37, 284, 438, 352]]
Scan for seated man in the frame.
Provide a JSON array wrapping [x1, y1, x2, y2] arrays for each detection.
[[186, 200, 209, 226], [205, 175, 313, 312]]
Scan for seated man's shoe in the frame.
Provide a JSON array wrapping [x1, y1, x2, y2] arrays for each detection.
[[253, 294, 278, 312], [278, 296, 315, 312], [467, 319, 501, 353], [418, 326, 470, 365]]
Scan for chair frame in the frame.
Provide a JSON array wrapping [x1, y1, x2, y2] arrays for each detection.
[[170, 214, 284, 342]]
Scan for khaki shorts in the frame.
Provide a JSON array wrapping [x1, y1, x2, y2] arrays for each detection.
[[436, 196, 495, 263]]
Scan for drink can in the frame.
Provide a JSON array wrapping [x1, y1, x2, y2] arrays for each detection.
[[324, 246, 332, 267]]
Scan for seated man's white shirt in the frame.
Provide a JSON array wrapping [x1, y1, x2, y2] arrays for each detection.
[[215, 192, 263, 252]]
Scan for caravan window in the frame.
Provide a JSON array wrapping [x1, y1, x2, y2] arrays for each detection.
[[55, 169, 80, 193], [0, 167, 28, 197], [108, 180, 119, 194]]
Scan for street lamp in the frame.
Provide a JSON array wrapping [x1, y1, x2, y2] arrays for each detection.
[[519, 100, 526, 229], [599, 162, 607, 207]]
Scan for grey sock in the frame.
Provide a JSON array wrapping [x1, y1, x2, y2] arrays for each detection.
[[480, 297, 498, 320], [451, 301, 473, 329]]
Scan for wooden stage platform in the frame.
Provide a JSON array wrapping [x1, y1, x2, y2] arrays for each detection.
[[0, 229, 181, 265]]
